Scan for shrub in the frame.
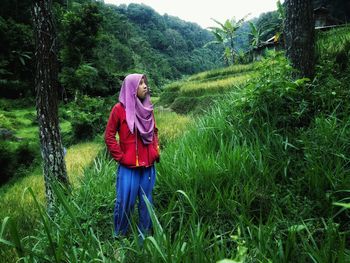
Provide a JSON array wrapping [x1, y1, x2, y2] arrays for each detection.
[[0, 141, 39, 185], [170, 96, 198, 114], [24, 112, 38, 125], [0, 141, 17, 185], [67, 96, 111, 142], [227, 52, 313, 131], [158, 90, 179, 107], [0, 113, 14, 130], [192, 94, 226, 115], [71, 116, 97, 141], [16, 142, 39, 166]]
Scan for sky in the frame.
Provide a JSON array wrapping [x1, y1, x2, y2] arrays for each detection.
[[103, 0, 284, 29]]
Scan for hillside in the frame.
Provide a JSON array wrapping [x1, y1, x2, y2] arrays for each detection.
[[1, 25, 349, 262], [0, 0, 222, 99], [157, 63, 258, 114]]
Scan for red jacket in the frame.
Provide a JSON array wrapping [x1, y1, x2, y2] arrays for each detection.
[[105, 103, 160, 168]]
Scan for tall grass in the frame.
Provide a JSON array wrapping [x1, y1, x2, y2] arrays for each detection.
[[316, 26, 350, 60], [154, 108, 191, 147], [0, 106, 193, 262], [155, 53, 350, 261], [0, 154, 252, 262], [0, 142, 102, 262]]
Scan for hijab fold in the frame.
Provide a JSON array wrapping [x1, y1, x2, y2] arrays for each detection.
[[119, 73, 154, 144]]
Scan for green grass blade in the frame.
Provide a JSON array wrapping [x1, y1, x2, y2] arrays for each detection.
[[25, 187, 59, 263], [176, 190, 198, 215], [145, 236, 166, 262]]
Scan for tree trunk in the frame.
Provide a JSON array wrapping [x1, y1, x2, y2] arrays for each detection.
[[230, 35, 235, 65], [285, 0, 315, 78], [32, 0, 70, 214]]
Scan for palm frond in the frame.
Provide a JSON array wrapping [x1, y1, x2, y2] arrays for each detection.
[[212, 31, 224, 43], [211, 18, 225, 29], [203, 40, 221, 48]]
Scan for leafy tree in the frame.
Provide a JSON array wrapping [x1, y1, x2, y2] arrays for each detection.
[[164, 29, 187, 54], [246, 1, 285, 61], [59, 2, 103, 98], [0, 17, 34, 98], [95, 34, 133, 72], [60, 2, 102, 67], [0, 0, 33, 24], [248, 22, 263, 50], [207, 17, 247, 65], [254, 9, 282, 43], [247, 1, 285, 59]]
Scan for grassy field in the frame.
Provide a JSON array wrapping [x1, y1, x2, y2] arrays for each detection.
[[0, 142, 102, 253], [0, 141, 102, 220], [158, 63, 258, 115], [154, 107, 191, 147], [1, 26, 350, 262]]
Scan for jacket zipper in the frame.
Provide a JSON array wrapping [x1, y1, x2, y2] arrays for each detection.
[[136, 127, 151, 181], [135, 127, 139, 167]]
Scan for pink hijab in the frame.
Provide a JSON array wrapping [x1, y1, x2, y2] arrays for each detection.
[[119, 73, 154, 144]]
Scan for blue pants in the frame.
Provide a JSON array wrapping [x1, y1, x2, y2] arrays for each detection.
[[114, 164, 156, 237]]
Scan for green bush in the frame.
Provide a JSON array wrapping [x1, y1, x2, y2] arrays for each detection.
[[0, 141, 16, 185], [170, 96, 198, 114], [61, 129, 74, 147], [24, 112, 38, 126], [158, 90, 179, 107], [0, 113, 14, 130], [16, 142, 39, 166], [0, 98, 35, 110], [71, 116, 98, 141], [192, 94, 226, 115], [67, 96, 111, 142], [0, 141, 38, 185], [227, 52, 313, 131]]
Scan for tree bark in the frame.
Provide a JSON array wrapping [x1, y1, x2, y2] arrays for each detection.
[[32, 0, 70, 214], [285, 0, 315, 78]]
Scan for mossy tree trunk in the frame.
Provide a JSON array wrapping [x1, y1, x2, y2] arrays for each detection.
[[32, 0, 70, 214], [285, 0, 315, 78]]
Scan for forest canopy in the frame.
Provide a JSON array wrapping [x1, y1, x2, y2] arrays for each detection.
[[0, 0, 223, 99]]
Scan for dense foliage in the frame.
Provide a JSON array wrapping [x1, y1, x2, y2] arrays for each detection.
[[313, 0, 350, 21], [0, 0, 222, 99], [1, 0, 348, 99]]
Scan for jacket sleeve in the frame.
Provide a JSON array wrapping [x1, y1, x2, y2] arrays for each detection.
[[105, 104, 123, 162]]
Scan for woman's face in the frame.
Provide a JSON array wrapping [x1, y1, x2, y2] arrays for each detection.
[[137, 77, 148, 100]]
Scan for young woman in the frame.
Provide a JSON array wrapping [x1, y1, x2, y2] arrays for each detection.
[[104, 73, 160, 238]]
